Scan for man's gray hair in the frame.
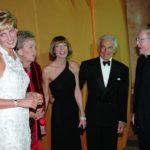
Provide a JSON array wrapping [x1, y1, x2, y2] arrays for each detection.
[[98, 34, 118, 51]]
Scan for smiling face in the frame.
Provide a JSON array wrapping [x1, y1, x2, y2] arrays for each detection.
[[0, 10, 17, 51], [99, 39, 114, 61], [49, 36, 72, 60], [54, 42, 68, 59], [136, 30, 150, 55], [0, 27, 17, 51]]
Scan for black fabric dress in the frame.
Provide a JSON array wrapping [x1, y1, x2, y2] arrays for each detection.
[[49, 61, 82, 150]]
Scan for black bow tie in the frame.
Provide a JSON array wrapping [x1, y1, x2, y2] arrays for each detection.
[[103, 61, 110, 66]]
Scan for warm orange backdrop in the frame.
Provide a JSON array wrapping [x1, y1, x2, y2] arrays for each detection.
[[1, 0, 131, 149]]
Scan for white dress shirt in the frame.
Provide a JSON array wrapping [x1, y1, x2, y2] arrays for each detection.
[[100, 57, 112, 87]]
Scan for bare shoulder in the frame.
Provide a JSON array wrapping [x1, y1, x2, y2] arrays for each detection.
[[42, 63, 53, 80], [68, 60, 79, 74], [43, 63, 52, 74], [69, 60, 79, 68], [43, 61, 57, 72]]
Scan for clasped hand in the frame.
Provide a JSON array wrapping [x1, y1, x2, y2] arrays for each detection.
[[78, 119, 86, 130], [26, 92, 43, 109], [30, 107, 45, 120]]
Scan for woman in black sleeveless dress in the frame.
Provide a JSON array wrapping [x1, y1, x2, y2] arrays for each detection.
[[42, 36, 86, 150]]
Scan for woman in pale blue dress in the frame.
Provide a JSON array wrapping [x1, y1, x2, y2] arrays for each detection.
[[0, 9, 43, 150]]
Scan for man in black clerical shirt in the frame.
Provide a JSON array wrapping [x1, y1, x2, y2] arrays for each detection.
[[79, 34, 129, 150], [132, 25, 150, 150]]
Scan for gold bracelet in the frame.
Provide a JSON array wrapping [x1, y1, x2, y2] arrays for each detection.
[[14, 100, 18, 107]]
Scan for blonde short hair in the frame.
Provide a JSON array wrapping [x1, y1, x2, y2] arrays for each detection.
[[0, 9, 17, 31]]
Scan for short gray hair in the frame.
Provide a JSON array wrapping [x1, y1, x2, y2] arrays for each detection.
[[139, 24, 150, 37], [15, 30, 35, 51], [98, 34, 118, 51]]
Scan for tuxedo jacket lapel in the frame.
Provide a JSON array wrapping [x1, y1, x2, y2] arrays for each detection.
[[106, 60, 118, 90], [95, 57, 105, 90]]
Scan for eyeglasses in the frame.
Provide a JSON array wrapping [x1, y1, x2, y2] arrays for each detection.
[[136, 37, 150, 43]]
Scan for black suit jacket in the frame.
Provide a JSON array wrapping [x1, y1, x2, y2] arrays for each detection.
[[79, 57, 129, 126], [133, 55, 150, 131]]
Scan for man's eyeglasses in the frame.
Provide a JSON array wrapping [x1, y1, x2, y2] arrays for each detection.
[[136, 37, 150, 43]]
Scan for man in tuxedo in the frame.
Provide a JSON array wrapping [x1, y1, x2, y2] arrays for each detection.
[[132, 25, 150, 150], [79, 34, 129, 150]]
